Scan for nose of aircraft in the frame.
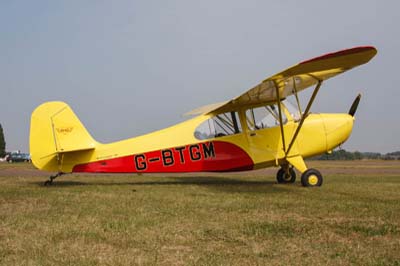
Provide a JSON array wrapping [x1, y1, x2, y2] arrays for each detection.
[[322, 114, 354, 150]]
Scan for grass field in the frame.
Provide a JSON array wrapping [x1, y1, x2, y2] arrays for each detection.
[[1, 161, 400, 265]]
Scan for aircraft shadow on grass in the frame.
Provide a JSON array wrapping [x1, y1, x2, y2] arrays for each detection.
[[30, 175, 295, 193]]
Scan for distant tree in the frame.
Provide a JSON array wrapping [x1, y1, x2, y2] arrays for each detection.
[[383, 151, 400, 160], [353, 151, 362, 160], [386, 151, 400, 156], [311, 149, 367, 160], [0, 123, 5, 157], [361, 152, 382, 160]]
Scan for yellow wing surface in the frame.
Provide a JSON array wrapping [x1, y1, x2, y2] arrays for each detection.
[[187, 46, 377, 115]]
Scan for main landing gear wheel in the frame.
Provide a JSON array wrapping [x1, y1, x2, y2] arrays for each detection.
[[301, 169, 323, 187], [276, 167, 296, 184]]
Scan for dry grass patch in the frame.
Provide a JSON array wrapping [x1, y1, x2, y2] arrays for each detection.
[[0, 161, 400, 265]]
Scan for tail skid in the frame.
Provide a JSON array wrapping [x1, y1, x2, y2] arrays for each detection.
[[30, 102, 97, 172]]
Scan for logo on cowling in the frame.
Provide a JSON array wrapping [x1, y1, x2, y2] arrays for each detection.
[[56, 127, 74, 135]]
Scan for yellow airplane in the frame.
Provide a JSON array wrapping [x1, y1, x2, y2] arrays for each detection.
[[30, 46, 377, 186]]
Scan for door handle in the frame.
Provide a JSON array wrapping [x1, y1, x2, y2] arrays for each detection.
[[250, 132, 256, 136]]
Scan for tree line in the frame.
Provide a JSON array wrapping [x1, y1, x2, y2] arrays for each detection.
[[311, 149, 400, 160]]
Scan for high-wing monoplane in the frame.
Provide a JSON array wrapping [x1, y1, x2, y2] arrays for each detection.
[[30, 46, 377, 186]]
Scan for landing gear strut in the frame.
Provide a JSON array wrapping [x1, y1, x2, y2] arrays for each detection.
[[276, 166, 296, 184], [44, 172, 64, 186]]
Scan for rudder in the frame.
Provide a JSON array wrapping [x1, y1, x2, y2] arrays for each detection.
[[30, 101, 96, 172]]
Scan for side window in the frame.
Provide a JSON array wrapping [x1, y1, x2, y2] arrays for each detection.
[[194, 112, 242, 140], [246, 104, 287, 131]]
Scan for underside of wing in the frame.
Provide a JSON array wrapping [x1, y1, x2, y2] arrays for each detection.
[[186, 46, 377, 115]]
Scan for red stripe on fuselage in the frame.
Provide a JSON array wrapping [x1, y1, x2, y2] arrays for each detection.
[[72, 141, 254, 173]]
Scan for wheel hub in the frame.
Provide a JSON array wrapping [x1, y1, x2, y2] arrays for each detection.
[[284, 173, 291, 181], [308, 175, 318, 185]]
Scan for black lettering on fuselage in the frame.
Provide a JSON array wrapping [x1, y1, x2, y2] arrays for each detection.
[[162, 149, 174, 166], [134, 154, 147, 171], [202, 142, 215, 159], [189, 144, 201, 161], [149, 157, 160, 163], [175, 146, 186, 164]]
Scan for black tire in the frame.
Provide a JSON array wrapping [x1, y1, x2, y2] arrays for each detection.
[[277, 167, 296, 183], [301, 169, 323, 187]]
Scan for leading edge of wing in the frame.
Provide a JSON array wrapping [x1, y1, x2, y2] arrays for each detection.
[[185, 46, 377, 116], [183, 101, 229, 116]]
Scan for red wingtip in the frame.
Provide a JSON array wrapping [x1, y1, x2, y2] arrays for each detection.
[[300, 46, 377, 65]]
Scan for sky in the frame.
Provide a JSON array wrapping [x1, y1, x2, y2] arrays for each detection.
[[0, 0, 399, 153]]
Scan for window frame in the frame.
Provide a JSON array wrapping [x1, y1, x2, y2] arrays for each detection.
[[245, 103, 289, 131], [194, 111, 243, 140]]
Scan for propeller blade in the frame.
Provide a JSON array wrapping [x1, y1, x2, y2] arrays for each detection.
[[348, 93, 362, 117]]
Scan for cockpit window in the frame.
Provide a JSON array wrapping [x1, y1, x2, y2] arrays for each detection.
[[283, 98, 301, 121], [246, 104, 287, 131], [194, 112, 242, 140]]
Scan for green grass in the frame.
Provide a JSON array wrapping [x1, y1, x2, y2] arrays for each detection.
[[0, 161, 400, 265]]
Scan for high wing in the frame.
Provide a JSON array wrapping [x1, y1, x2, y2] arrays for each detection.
[[186, 46, 377, 116]]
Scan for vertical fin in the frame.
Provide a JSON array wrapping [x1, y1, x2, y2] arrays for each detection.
[[30, 101, 96, 172]]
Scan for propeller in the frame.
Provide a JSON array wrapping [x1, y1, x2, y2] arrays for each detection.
[[348, 93, 362, 117]]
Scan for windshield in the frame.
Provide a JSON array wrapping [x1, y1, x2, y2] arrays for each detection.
[[194, 111, 242, 140], [283, 98, 301, 121], [245, 104, 287, 130]]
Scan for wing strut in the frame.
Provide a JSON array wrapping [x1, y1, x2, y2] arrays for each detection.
[[286, 79, 323, 155], [274, 82, 286, 153], [292, 77, 303, 115]]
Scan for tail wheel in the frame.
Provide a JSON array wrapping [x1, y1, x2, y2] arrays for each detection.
[[277, 167, 296, 184], [301, 169, 323, 187]]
